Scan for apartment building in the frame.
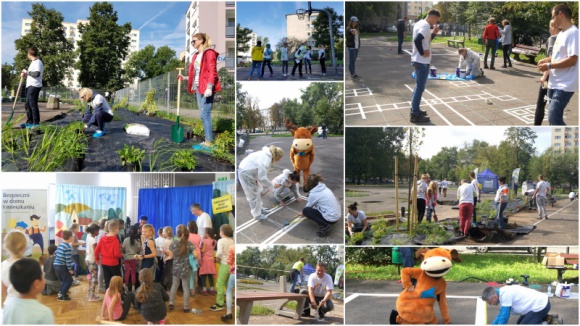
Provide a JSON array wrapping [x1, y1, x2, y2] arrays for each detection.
[[185, 1, 235, 71], [286, 12, 320, 47], [552, 127, 579, 153]]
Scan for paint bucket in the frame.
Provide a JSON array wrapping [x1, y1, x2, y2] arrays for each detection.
[[430, 67, 437, 77], [460, 70, 467, 78]]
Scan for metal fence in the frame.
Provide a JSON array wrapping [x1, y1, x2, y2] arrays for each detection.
[[113, 67, 235, 120]]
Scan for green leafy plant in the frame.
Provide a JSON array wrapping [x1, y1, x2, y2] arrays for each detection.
[[117, 144, 145, 168], [140, 89, 158, 115], [347, 232, 365, 246], [112, 95, 128, 110], [170, 149, 197, 171], [215, 117, 234, 133], [211, 130, 235, 165], [192, 122, 204, 138]]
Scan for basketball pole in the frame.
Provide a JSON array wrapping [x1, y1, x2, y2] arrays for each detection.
[[308, 2, 338, 79]]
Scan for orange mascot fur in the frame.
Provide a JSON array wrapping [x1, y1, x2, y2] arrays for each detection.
[[285, 118, 317, 184], [390, 248, 461, 324]]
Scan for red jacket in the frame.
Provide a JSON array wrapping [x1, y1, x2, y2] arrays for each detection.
[[94, 234, 123, 266], [482, 24, 501, 43], [188, 48, 222, 94]]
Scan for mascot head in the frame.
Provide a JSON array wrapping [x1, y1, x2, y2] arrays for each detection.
[[285, 118, 317, 152], [416, 247, 461, 278]]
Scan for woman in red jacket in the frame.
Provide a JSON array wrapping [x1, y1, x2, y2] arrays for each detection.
[[178, 33, 222, 147], [482, 17, 501, 70]]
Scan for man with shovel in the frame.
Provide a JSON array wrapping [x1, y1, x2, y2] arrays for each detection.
[[20, 47, 43, 129]]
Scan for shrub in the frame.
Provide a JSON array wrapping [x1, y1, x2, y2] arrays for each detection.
[[215, 118, 234, 133]]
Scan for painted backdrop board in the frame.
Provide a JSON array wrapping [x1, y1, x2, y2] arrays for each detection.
[[2, 189, 48, 257]]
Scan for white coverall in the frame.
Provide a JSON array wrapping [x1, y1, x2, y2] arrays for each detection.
[[272, 169, 300, 202], [238, 146, 275, 218], [458, 49, 482, 78]]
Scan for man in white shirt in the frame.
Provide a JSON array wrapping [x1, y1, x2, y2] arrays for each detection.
[[494, 176, 509, 229], [190, 203, 212, 239], [534, 175, 550, 220], [538, 3, 578, 125], [482, 286, 551, 324], [410, 9, 440, 123], [21, 47, 43, 129], [441, 178, 449, 197], [305, 262, 334, 322], [469, 171, 480, 223], [457, 179, 474, 237]]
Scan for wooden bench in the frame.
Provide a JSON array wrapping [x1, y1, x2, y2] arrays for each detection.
[[545, 253, 579, 282], [236, 292, 309, 324], [447, 35, 465, 48], [512, 44, 542, 63]]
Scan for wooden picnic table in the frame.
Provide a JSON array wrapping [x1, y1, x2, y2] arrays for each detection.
[[237, 292, 309, 324], [546, 253, 579, 282]]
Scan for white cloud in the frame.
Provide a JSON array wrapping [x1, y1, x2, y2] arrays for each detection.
[[137, 2, 176, 30]]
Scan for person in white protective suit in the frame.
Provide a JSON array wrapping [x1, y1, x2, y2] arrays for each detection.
[[458, 48, 484, 78], [238, 145, 284, 221]]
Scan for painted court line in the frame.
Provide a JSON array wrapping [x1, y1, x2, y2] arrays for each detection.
[[424, 89, 476, 126], [404, 84, 453, 125]]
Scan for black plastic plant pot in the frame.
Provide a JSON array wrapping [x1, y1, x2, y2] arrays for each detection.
[[181, 167, 193, 172], [123, 162, 140, 172], [67, 157, 84, 171]]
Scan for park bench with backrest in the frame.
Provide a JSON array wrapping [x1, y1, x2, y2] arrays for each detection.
[[447, 35, 466, 48], [545, 253, 579, 282], [236, 292, 309, 324], [511, 44, 542, 63]]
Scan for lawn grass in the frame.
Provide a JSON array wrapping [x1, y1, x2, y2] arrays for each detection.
[[250, 304, 275, 316], [345, 190, 370, 197], [347, 253, 579, 284], [282, 301, 298, 310]]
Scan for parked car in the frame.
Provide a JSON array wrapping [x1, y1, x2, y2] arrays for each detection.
[[467, 247, 537, 254], [386, 25, 397, 33]]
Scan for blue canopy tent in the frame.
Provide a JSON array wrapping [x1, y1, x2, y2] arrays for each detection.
[[477, 168, 499, 193]]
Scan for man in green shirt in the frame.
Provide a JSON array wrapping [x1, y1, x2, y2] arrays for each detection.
[[289, 258, 305, 293]]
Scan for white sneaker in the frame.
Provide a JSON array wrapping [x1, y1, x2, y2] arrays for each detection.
[[315, 317, 325, 322], [283, 74, 287, 77], [254, 214, 268, 221]]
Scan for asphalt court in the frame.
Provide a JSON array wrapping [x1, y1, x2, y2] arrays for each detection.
[[235, 135, 344, 245], [345, 39, 579, 126], [345, 280, 579, 325]]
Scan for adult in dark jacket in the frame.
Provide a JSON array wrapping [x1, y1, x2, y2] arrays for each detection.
[[397, 17, 408, 54], [346, 16, 361, 80], [482, 17, 501, 69]]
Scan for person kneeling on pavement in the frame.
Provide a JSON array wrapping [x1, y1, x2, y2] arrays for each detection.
[[80, 87, 114, 138], [299, 174, 341, 237], [304, 262, 334, 322], [482, 285, 556, 324], [458, 48, 484, 79]]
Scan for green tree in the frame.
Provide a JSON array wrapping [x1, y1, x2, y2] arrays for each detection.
[[13, 3, 74, 87], [236, 82, 247, 128], [237, 246, 261, 277], [124, 45, 182, 80], [312, 7, 343, 48], [345, 2, 398, 24], [276, 37, 305, 59], [76, 2, 132, 90], [300, 83, 344, 134], [2, 63, 17, 92], [236, 24, 253, 56]]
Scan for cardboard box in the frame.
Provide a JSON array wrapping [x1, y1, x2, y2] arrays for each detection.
[[543, 253, 565, 267]]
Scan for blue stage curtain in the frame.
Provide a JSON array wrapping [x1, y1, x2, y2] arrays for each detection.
[[138, 184, 213, 231]]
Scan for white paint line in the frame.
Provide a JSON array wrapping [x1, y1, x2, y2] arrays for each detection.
[[376, 104, 382, 112], [261, 215, 308, 245], [344, 293, 360, 304], [404, 84, 453, 125], [358, 103, 366, 120], [424, 89, 476, 126], [353, 89, 358, 97], [533, 199, 578, 226], [236, 198, 297, 232]]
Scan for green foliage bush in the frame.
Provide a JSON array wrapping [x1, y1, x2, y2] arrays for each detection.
[[215, 118, 234, 133], [345, 247, 392, 266]]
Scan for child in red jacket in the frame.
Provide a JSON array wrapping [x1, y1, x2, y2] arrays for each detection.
[[95, 220, 124, 289]]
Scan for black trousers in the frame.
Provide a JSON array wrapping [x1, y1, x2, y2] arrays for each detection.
[[320, 58, 326, 73], [416, 198, 426, 223], [535, 81, 549, 125], [261, 59, 273, 76], [25, 86, 41, 124], [116, 291, 136, 321], [303, 296, 334, 317], [292, 60, 303, 76], [472, 197, 478, 222], [303, 207, 336, 227], [102, 264, 122, 290], [502, 44, 512, 66]]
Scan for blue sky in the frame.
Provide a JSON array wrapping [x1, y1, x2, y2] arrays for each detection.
[[1, 1, 191, 65], [237, 1, 343, 51]]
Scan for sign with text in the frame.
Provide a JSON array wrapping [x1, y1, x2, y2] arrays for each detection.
[[2, 189, 48, 257], [212, 194, 232, 214]]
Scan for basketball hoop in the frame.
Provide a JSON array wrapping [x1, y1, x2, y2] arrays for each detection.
[[296, 8, 307, 20]]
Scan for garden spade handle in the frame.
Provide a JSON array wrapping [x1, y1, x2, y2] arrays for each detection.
[[176, 68, 184, 117]]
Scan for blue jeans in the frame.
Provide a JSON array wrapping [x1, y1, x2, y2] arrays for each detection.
[[249, 61, 262, 78], [289, 269, 300, 293], [484, 39, 498, 68], [411, 62, 430, 115], [196, 88, 214, 142], [516, 300, 550, 324], [548, 88, 574, 125], [54, 264, 73, 296], [226, 273, 235, 313], [348, 48, 359, 76], [25, 86, 41, 124], [398, 34, 404, 53], [495, 202, 507, 229]]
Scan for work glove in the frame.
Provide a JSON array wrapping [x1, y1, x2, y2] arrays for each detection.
[[21, 69, 27, 78], [204, 88, 213, 98]]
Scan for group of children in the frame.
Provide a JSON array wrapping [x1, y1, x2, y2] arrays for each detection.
[[248, 41, 327, 80], [1, 219, 236, 324]]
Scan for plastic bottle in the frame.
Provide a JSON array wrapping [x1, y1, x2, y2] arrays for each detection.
[[547, 284, 552, 295], [456, 67, 460, 77], [191, 308, 203, 315]]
